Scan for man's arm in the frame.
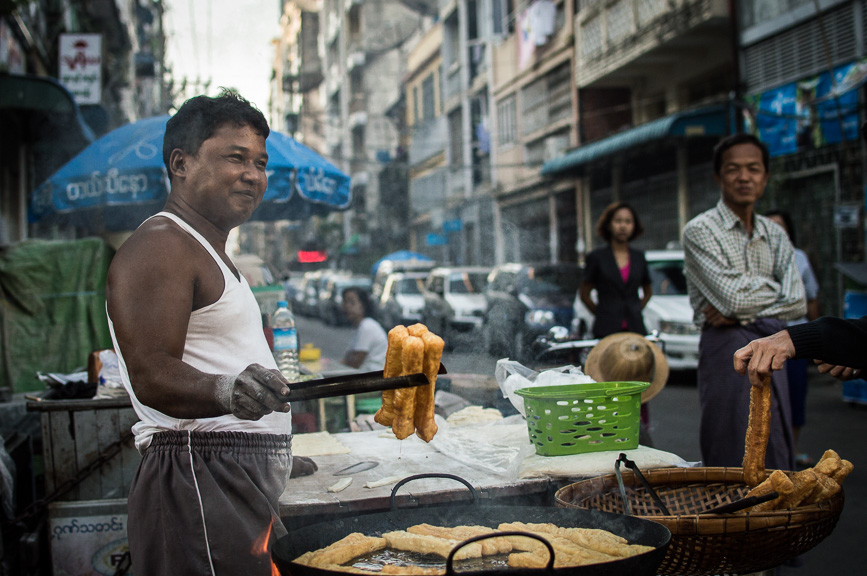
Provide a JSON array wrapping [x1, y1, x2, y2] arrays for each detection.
[[107, 223, 289, 420], [787, 316, 867, 369], [733, 316, 867, 382]]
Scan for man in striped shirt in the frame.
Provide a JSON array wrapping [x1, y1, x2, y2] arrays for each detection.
[[683, 133, 806, 471]]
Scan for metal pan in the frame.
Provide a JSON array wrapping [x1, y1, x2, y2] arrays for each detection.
[[272, 474, 671, 576]]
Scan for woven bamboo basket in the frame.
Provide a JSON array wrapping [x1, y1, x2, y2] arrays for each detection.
[[555, 467, 844, 576]]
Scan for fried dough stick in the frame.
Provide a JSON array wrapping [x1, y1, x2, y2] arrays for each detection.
[[407, 524, 511, 555], [743, 374, 772, 486], [375, 326, 408, 426], [382, 531, 483, 561], [295, 533, 387, 567], [392, 336, 424, 439], [415, 332, 444, 442], [498, 522, 651, 558]]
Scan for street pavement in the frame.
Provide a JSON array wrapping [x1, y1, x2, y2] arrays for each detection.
[[296, 316, 866, 575]]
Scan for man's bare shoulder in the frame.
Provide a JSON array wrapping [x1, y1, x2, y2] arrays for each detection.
[[110, 216, 199, 276]]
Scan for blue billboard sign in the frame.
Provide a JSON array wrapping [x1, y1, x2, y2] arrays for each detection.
[[745, 60, 866, 157]]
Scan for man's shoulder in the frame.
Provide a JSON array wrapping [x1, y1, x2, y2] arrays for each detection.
[[111, 216, 195, 268], [683, 207, 720, 236]]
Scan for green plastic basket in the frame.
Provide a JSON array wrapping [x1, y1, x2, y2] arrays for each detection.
[[515, 381, 650, 456]]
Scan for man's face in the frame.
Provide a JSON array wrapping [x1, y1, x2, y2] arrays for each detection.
[[180, 122, 268, 228], [715, 143, 769, 210]]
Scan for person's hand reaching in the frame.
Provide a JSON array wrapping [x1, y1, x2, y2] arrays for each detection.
[[733, 330, 795, 382]]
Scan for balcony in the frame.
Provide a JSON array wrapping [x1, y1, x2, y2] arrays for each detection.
[[575, 0, 730, 88]]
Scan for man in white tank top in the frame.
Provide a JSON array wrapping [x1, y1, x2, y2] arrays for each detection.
[[106, 90, 294, 575]]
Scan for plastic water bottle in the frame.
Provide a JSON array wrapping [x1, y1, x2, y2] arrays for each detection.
[[272, 300, 300, 381]]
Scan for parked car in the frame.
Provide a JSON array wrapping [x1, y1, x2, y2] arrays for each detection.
[[377, 271, 429, 330], [372, 258, 436, 303], [482, 262, 583, 362], [421, 266, 491, 347], [572, 249, 699, 370], [295, 270, 323, 317], [318, 275, 373, 326]]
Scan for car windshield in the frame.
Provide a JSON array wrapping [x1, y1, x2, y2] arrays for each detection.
[[520, 266, 580, 295], [397, 277, 424, 295], [649, 260, 688, 295], [449, 272, 487, 294]]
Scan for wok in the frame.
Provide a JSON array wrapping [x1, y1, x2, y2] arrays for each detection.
[[273, 474, 671, 576]]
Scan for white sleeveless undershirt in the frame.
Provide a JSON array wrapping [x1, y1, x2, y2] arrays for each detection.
[[107, 212, 291, 451]]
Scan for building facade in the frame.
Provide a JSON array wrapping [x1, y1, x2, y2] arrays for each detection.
[[1, 0, 167, 245], [736, 0, 866, 315]]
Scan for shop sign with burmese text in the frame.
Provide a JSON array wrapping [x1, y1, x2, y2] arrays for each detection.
[[59, 33, 102, 105]]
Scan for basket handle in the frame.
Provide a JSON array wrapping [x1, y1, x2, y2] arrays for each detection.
[[614, 453, 671, 516]]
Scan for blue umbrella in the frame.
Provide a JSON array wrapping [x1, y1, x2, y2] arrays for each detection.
[[29, 115, 351, 232], [370, 250, 434, 275]]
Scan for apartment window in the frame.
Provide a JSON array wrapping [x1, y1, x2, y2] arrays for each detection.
[[422, 74, 436, 121], [520, 64, 571, 135], [497, 95, 517, 147], [413, 86, 421, 125], [448, 110, 464, 163], [493, 0, 516, 35]]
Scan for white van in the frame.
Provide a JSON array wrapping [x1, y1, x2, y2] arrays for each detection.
[[573, 250, 699, 370]]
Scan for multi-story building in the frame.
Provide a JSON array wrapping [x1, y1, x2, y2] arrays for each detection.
[[406, 0, 505, 266], [542, 0, 734, 256], [318, 0, 436, 267], [489, 0, 579, 264], [735, 0, 865, 315], [1, 0, 167, 244]]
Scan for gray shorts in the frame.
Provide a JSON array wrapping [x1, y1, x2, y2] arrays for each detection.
[[127, 430, 292, 575]]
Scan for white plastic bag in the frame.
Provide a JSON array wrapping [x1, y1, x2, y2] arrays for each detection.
[[495, 359, 595, 417]]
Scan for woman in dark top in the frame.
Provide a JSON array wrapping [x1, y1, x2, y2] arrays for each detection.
[[580, 202, 652, 338]]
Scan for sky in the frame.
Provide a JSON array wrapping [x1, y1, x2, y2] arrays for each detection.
[[163, 0, 281, 111]]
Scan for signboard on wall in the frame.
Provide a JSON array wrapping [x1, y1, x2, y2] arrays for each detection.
[[744, 60, 865, 157], [59, 34, 102, 104]]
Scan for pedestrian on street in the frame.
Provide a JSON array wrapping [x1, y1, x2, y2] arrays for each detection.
[[682, 133, 806, 471], [106, 90, 295, 574], [765, 208, 821, 467], [341, 286, 388, 371], [579, 202, 654, 443], [579, 202, 652, 339]]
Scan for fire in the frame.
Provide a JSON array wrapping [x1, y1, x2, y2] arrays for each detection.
[[251, 518, 281, 576]]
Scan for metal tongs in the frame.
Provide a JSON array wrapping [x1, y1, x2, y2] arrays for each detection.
[[284, 363, 447, 402], [614, 453, 671, 516], [614, 453, 780, 516]]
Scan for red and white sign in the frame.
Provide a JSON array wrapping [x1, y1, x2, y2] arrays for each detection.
[[59, 33, 102, 104]]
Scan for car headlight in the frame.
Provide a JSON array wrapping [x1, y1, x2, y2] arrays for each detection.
[[525, 309, 555, 326], [659, 320, 699, 335]]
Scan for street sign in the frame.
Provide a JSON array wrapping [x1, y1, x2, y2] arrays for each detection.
[[834, 204, 860, 229], [59, 34, 102, 105], [426, 233, 447, 246]]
